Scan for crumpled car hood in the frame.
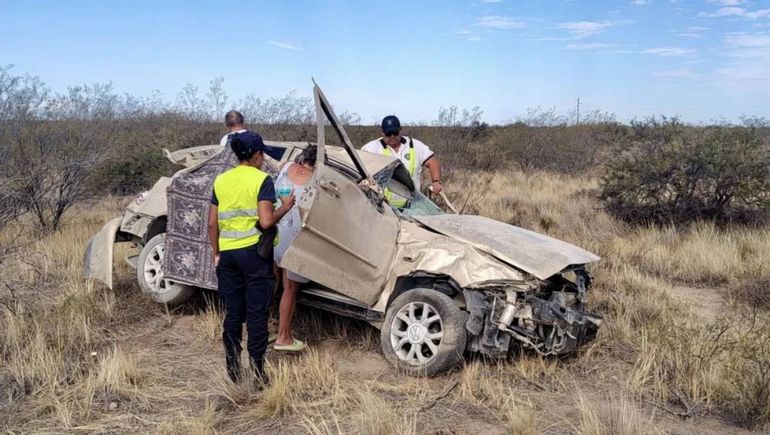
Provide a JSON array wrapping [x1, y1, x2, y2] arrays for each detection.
[[412, 214, 600, 280]]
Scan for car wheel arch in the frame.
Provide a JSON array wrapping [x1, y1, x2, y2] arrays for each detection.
[[143, 216, 167, 244], [388, 272, 466, 309]]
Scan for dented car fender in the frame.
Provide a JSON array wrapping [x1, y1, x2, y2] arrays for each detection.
[[371, 220, 528, 313], [84, 217, 124, 289]]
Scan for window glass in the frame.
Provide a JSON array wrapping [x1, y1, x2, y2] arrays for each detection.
[[400, 192, 444, 216]]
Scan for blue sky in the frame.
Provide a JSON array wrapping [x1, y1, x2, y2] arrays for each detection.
[[2, 0, 769, 124]]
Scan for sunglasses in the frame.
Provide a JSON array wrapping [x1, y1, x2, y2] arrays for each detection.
[[384, 131, 400, 137]]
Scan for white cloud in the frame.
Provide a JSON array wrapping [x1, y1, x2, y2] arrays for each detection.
[[713, 6, 745, 16], [630, 0, 649, 5], [642, 47, 696, 56], [673, 26, 709, 39], [267, 40, 301, 50], [653, 68, 698, 78], [565, 43, 616, 50], [557, 20, 622, 38], [457, 29, 482, 41], [715, 32, 770, 85], [723, 32, 770, 61], [707, 6, 770, 19], [744, 9, 770, 19], [480, 0, 503, 3], [477, 15, 527, 29], [709, 0, 745, 5]]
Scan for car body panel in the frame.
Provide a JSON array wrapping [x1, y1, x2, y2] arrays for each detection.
[[278, 83, 400, 306], [120, 177, 171, 239], [84, 217, 123, 289], [371, 220, 530, 312], [278, 169, 400, 306], [162, 145, 223, 168], [412, 214, 601, 280]]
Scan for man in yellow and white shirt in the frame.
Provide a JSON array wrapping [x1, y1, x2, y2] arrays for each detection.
[[362, 115, 442, 207]]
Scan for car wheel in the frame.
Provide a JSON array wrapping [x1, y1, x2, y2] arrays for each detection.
[[380, 288, 467, 376], [137, 233, 194, 304]]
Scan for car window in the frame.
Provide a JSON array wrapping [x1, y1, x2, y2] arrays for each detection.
[[400, 192, 444, 216]]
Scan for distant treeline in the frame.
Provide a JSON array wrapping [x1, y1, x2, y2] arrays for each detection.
[[1, 66, 769, 229]]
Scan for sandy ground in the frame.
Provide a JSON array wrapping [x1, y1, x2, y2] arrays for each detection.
[[1, 246, 758, 434], [86, 283, 750, 434]]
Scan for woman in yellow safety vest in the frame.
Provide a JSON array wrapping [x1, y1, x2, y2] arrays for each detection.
[[207, 131, 294, 384]]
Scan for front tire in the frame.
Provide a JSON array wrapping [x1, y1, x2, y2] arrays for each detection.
[[137, 233, 194, 304], [380, 288, 467, 376]]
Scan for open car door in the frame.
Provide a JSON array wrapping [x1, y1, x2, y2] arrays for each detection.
[[278, 83, 400, 306]]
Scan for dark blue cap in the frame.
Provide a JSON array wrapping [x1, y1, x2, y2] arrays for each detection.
[[381, 115, 401, 135], [229, 131, 283, 161]]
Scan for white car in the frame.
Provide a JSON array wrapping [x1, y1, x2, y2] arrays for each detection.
[[86, 84, 602, 375]]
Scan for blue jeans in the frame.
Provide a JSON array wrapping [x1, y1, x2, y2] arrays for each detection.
[[216, 245, 274, 382]]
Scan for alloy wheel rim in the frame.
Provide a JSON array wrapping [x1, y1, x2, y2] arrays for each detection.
[[142, 243, 176, 294], [390, 301, 443, 366]]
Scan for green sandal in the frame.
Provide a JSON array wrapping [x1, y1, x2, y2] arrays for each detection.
[[273, 338, 306, 352]]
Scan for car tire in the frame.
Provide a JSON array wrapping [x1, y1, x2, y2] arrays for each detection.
[[137, 233, 194, 304], [380, 288, 467, 376]]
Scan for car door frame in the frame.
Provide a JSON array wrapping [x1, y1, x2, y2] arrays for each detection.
[[276, 83, 400, 306]]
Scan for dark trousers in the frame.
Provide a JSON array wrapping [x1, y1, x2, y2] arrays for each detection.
[[216, 245, 274, 382]]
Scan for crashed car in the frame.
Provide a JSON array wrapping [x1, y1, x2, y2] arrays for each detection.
[[85, 83, 602, 375]]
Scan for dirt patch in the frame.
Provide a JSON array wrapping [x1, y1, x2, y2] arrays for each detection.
[[668, 286, 726, 322]]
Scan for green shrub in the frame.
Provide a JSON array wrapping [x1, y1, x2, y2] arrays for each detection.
[[600, 119, 770, 225]]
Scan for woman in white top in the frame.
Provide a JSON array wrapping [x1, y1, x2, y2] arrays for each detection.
[[273, 145, 316, 352]]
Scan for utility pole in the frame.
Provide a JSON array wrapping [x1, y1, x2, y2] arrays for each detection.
[[576, 97, 581, 125]]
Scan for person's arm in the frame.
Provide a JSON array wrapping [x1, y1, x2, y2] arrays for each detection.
[[424, 155, 442, 194], [258, 196, 295, 228], [207, 204, 220, 266], [256, 177, 295, 228]]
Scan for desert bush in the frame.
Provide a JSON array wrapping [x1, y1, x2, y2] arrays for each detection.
[[715, 316, 770, 429], [600, 119, 770, 225], [729, 278, 770, 310]]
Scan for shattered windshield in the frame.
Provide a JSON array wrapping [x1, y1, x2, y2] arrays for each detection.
[[400, 192, 444, 216]]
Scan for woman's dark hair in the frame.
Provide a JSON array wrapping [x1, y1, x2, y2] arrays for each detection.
[[295, 145, 318, 167], [229, 136, 254, 161], [229, 132, 264, 162]]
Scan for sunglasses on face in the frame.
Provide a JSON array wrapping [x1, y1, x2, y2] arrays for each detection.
[[384, 131, 399, 137]]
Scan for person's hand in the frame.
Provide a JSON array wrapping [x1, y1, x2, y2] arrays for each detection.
[[281, 193, 296, 210], [431, 180, 443, 195], [213, 252, 220, 267]]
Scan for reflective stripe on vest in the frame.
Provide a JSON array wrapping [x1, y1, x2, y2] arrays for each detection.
[[379, 138, 416, 208], [220, 227, 260, 239], [213, 165, 269, 251], [218, 209, 257, 220]]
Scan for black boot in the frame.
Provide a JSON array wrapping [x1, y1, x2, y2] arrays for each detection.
[[252, 360, 270, 388], [226, 353, 241, 383]]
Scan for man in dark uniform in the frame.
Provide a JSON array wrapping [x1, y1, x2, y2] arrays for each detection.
[[207, 131, 294, 383]]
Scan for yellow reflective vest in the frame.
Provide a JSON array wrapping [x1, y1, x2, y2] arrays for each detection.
[[380, 138, 416, 208], [213, 165, 270, 251]]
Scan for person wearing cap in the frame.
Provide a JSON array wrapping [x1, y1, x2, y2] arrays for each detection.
[[219, 110, 248, 146], [208, 131, 295, 384], [362, 115, 442, 208]]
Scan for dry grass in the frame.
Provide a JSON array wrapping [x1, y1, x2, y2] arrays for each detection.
[[577, 393, 661, 435], [193, 296, 224, 342], [3, 171, 770, 433], [502, 398, 539, 435], [355, 389, 417, 435]]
